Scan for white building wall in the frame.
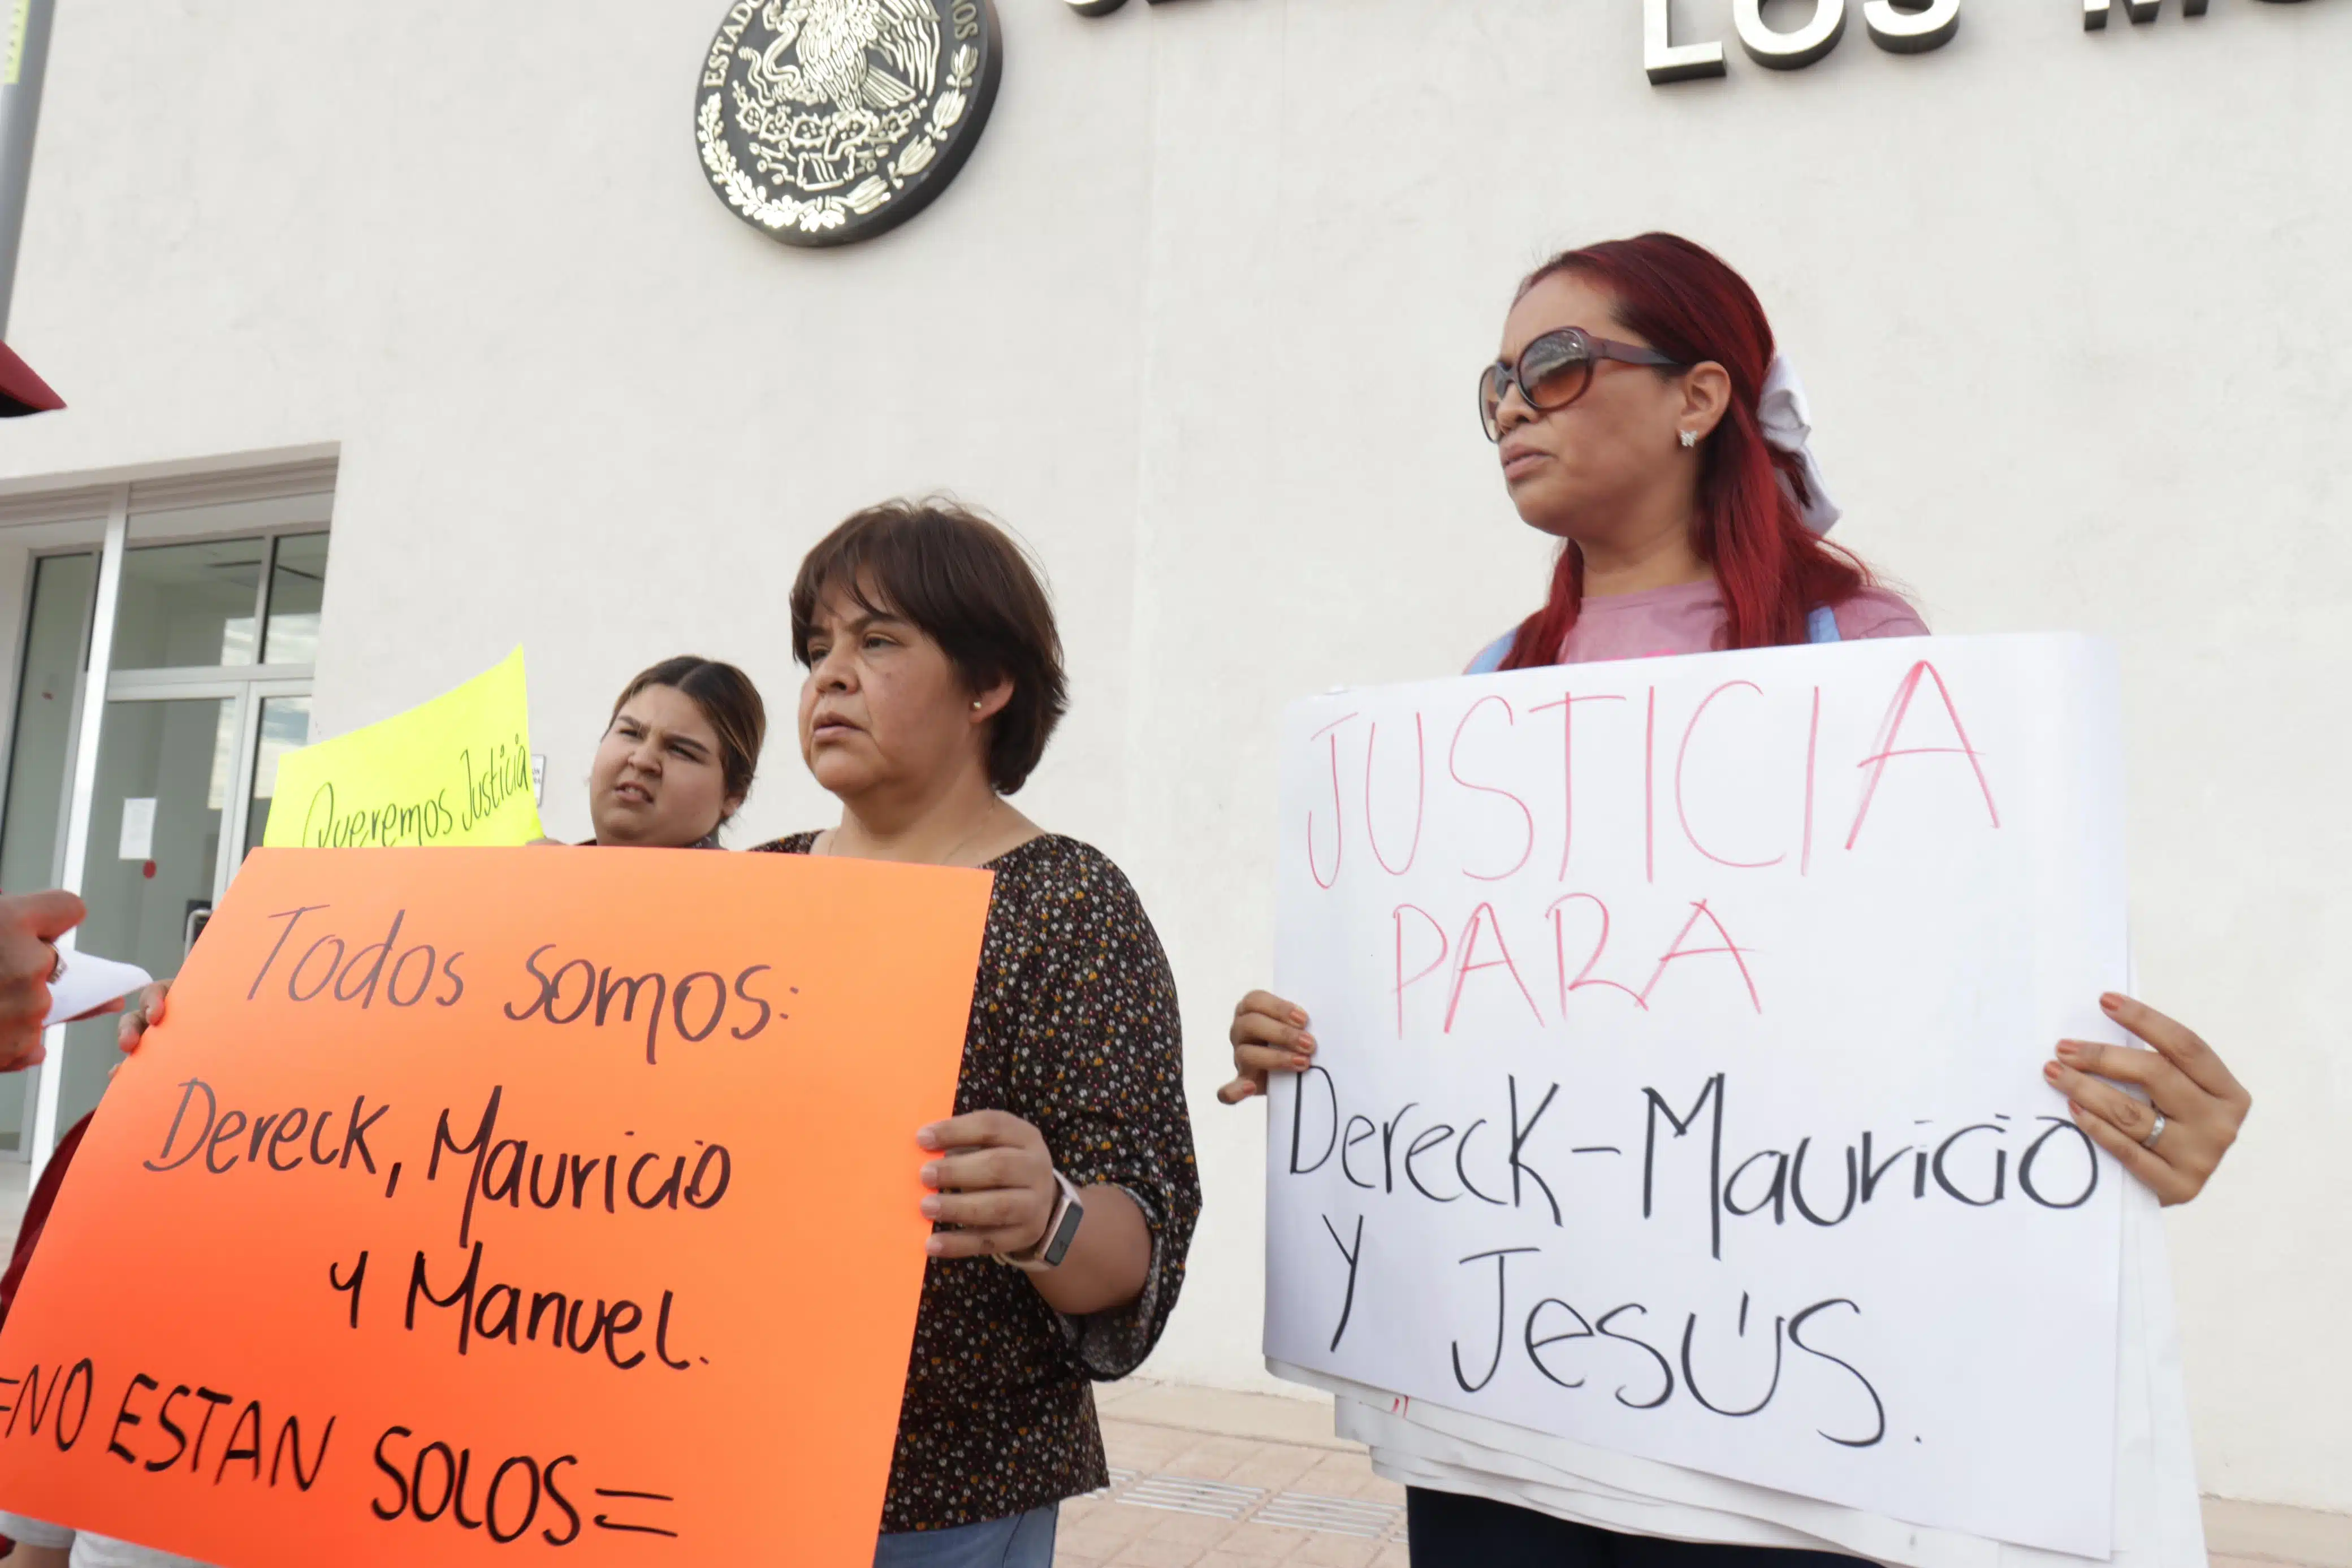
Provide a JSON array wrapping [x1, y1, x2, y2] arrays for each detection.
[[1, 0, 2342, 1514]]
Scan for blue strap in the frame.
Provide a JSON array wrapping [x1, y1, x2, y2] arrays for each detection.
[[1806, 605, 1841, 644], [1466, 630, 1516, 675]]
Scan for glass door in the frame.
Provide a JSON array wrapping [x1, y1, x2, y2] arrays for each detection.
[[51, 692, 241, 1136], [0, 522, 330, 1160], [49, 679, 311, 1139]]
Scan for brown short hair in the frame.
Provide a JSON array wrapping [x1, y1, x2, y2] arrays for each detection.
[[789, 498, 1067, 795], [609, 656, 768, 818]]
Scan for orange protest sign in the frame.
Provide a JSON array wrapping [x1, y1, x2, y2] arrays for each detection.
[[0, 847, 989, 1566]]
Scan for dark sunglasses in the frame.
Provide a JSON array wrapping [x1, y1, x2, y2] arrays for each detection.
[[1478, 327, 1688, 441]]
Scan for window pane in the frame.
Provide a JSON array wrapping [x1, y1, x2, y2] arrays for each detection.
[[245, 695, 312, 856], [110, 538, 266, 669], [263, 533, 328, 665]]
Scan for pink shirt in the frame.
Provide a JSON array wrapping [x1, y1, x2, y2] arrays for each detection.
[[1536, 581, 1925, 666]]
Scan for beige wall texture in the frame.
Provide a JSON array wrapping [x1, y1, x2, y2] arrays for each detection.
[[0, 0, 2341, 1515]]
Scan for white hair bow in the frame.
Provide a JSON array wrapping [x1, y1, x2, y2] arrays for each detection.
[[1757, 355, 1842, 534]]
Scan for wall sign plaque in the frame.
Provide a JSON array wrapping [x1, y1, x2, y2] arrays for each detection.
[[696, 0, 1002, 246]]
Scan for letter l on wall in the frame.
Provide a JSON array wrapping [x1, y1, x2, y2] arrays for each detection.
[[1646, 0, 1727, 83]]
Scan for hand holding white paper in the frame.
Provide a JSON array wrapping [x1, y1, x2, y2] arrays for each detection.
[[44, 949, 153, 1028]]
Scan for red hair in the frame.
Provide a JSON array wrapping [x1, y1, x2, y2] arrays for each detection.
[[1498, 233, 1871, 670]]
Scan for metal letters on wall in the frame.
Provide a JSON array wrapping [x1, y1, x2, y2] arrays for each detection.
[[1646, 0, 2310, 84], [695, 0, 1004, 246]]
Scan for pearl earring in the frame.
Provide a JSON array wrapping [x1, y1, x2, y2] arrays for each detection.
[[1679, 429, 1698, 449], [971, 699, 984, 710]]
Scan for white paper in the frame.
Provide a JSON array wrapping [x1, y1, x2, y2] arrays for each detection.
[[44, 949, 153, 1027], [117, 798, 156, 861], [1278, 1181, 2203, 1568], [1265, 634, 2131, 1557]]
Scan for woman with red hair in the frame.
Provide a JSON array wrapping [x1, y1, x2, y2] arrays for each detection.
[[1220, 233, 2251, 1564], [1466, 233, 1917, 668]]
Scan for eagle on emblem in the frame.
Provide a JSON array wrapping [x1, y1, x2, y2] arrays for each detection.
[[750, 0, 940, 116], [696, 0, 995, 242]]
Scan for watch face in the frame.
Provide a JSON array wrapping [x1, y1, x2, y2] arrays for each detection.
[[1040, 1196, 1084, 1267]]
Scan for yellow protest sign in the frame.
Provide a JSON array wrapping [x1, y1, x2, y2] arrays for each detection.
[[263, 648, 546, 848]]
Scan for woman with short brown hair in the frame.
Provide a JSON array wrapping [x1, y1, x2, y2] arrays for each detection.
[[756, 497, 1198, 1568]]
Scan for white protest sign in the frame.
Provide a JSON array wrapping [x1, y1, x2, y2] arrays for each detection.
[[1265, 634, 2130, 1558]]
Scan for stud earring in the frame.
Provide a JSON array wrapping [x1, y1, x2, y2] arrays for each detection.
[[971, 699, 984, 710], [1679, 429, 1698, 449]]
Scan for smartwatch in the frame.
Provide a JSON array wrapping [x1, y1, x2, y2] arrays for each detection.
[[1000, 1169, 1085, 1272]]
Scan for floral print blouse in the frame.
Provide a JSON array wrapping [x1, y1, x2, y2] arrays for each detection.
[[751, 832, 1200, 1534]]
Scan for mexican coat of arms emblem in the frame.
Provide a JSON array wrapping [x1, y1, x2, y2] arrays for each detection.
[[695, 0, 1003, 246]]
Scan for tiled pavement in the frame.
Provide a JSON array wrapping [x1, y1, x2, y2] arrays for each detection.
[[1060, 1414, 1408, 1568], [1072, 1384, 2347, 1568]]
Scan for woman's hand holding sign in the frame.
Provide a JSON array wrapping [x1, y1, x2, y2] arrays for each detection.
[[2046, 993, 2251, 1206], [116, 981, 168, 1054], [916, 1110, 1155, 1318], [1217, 990, 1314, 1104], [917, 1111, 1058, 1259], [110, 982, 171, 1082]]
